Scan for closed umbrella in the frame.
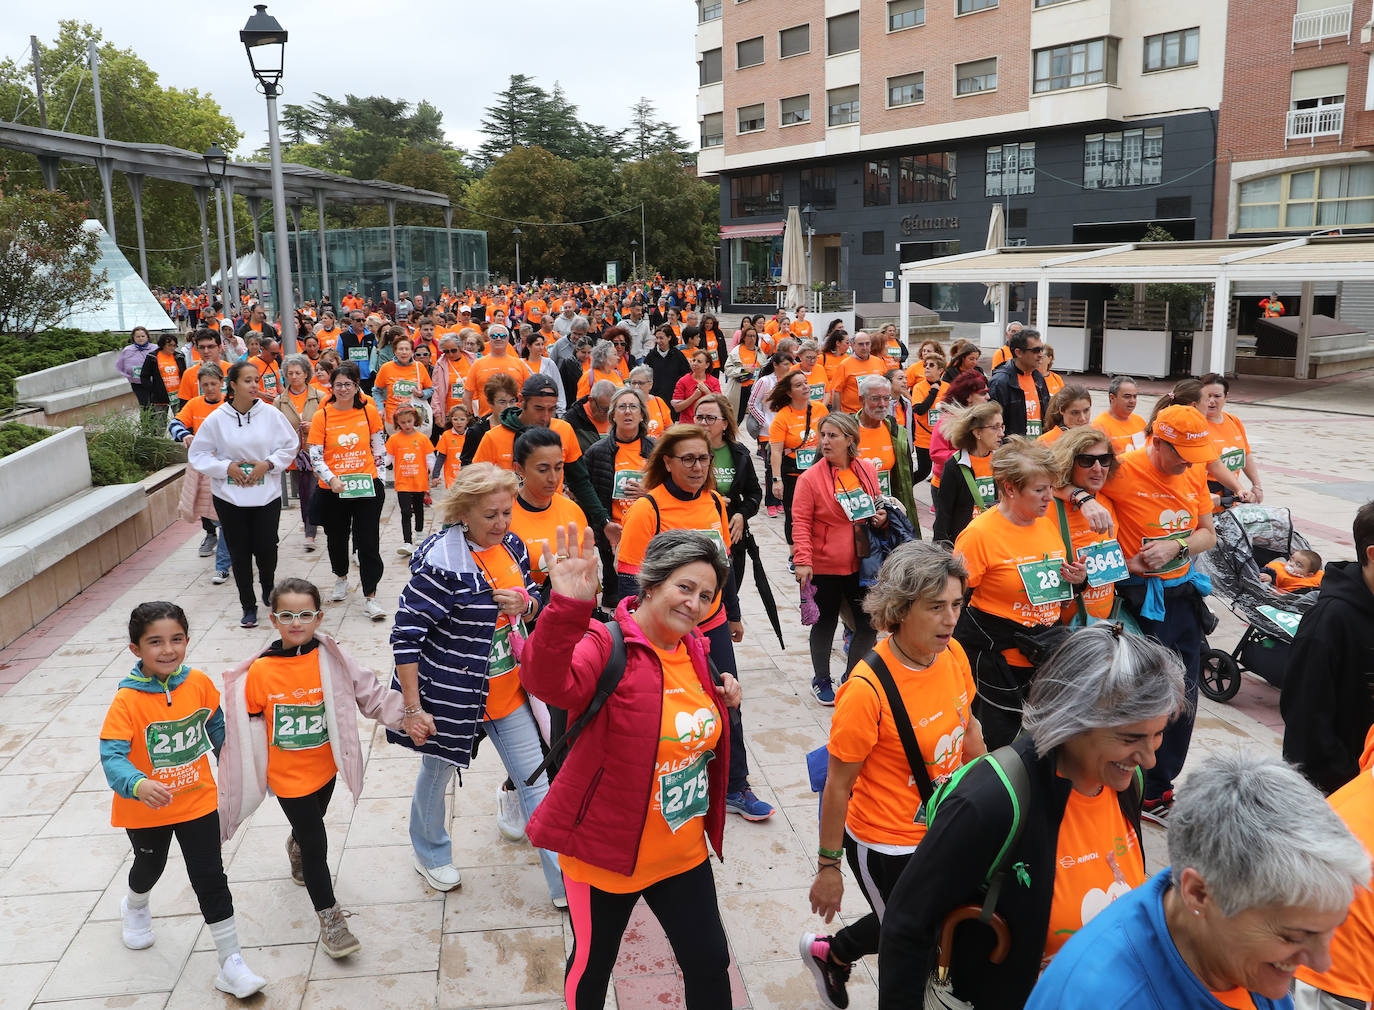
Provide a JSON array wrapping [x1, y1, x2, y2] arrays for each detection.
[[780, 205, 808, 315], [981, 204, 1005, 310]]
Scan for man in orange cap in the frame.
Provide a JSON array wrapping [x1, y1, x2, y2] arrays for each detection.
[[1068, 403, 1218, 824]]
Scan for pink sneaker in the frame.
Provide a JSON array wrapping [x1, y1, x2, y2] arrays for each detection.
[[767, 505, 782, 518]]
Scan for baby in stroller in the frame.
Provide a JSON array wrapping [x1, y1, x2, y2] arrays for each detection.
[[1259, 549, 1324, 593]]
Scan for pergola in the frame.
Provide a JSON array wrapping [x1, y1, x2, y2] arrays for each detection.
[[898, 236, 1374, 378], [0, 120, 455, 315]]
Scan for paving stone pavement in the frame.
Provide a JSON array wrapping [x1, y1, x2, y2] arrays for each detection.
[[0, 387, 1361, 1010]]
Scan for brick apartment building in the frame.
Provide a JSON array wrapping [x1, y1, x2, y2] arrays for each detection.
[[695, 0, 1227, 321]]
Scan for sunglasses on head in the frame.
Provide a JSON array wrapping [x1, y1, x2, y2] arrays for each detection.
[[1074, 452, 1114, 469]]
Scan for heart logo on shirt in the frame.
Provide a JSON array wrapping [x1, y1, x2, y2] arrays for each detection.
[[1156, 508, 1191, 532], [674, 707, 715, 746]]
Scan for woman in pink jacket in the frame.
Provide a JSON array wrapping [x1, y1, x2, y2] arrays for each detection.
[[521, 526, 743, 1010], [792, 413, 888, 705]]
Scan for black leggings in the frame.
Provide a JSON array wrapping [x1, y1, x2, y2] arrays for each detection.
[[829, 833, 913, 964], [278, 777, 337, 912], [913, 446, 932, 485], [315, 483, 386, 596], [563, 859, 730, 1010], [761, 443, 781, 506], [782, 467, 800, 545], [131, 382, 152, 408], [213, 495, 282, 612], [397, 490, 425, 544], [809, 572, 876, 688], [126, 810, 233, 924]]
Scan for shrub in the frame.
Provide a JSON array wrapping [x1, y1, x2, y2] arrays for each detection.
[[0, 329, 128, 412], [83, 409, 184, 486], [0, 422, 54, 459]]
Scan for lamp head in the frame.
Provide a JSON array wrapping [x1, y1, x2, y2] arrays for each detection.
[[203, 143, 228, 187], [241, 4, 287, 94]]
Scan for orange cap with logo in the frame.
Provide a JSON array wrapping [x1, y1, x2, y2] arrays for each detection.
[[1151, 405, 1218, 463]]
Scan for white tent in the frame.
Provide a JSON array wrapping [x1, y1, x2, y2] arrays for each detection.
[[212, 250, 267, 286], [49, 220, 174, 333]]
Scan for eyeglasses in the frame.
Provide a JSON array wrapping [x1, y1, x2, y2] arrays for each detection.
[[443, 347, 462, 354], [272, 610, 321, 623], [1023, 345, 1045, 355], [670, 454, 712, 467], [1074, 452, 1114, 469], [332, 381, 357, 391], [694, 414, 723, 423], [978, 422, 1006, 431]]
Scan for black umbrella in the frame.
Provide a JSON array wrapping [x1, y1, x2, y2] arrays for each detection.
[[741, 531, 786, 650]]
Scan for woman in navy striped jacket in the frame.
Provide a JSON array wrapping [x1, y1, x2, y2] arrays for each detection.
[[388, 461, 566, 907]]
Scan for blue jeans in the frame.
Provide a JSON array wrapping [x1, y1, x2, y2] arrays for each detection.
[[214, 523, 230, 575], [409, 704, 564, 901]]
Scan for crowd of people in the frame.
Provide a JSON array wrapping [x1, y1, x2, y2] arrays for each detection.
[[99, 281, 1374, 1010]]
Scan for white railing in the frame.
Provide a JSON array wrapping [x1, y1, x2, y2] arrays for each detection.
[[776, 289, 855, 313], [1286, 103, 1345, 145], [1292, 3, 1353, 48]]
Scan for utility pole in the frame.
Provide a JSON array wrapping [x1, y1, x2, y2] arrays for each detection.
[[88, 41, 117, 241], [641, 203, 647, 277], [30, 37, 48, 129]]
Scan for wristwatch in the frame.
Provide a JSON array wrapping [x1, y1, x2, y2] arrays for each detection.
[[1175, 538, 1190, 562]]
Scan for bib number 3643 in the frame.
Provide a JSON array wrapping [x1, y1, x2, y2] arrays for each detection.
[[659, 749, 714, 833], [1016, 557, 1072, 606], [1076, 539, 1128, 588]]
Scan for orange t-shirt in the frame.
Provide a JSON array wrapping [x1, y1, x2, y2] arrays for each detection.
[[1100, 447, 1210, 580], [466, 354, 532, 416], [100, 668, 220, 829], [1043, 782, 1144, 966], [178, 359, 227, 402], [804, 363, 830, 404], [375, 360, 433, 423], [576, 366, 627, 400], [471, 543, 530, 720], [175, 395, 222, 435], [386, 430, 435, 493], [909, 379, 940, 449], [617, 486, 730, 630], [1265, 559, 1324, 592], [1039, 425, 1068, 446], [510, 492, 587, 585], [770, 401, 827, 464], [155, 351, 182, 395], [1016, 369, 1043, 436], [435, 428, 464, 487], [1057, 499, 1120, 622], [951, 451, 996, 517], [441, 355, 471, 408], [317, 328, 342, 353], [645, 395, 673, 437], [473, 418, 582, 475], [1043, 370, 1064, 396], [857, 423, 897, 498], [830, 355, 888, 414], [1206, 411, 1250, 477], [244, 649, 337, 799], [609, 440, 651, 524], [991, 345, 1012, 369], [829, 638, 976, 848], [559, 640, 722, 893], [249, 356, 283, 398], [308, 400, 384, 489], [1092, 411, 1146, 455], [791, 319, 813, 339], [1209, 990, 1257, 1010]]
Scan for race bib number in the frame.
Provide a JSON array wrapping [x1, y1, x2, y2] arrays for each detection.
[[1220, 447, 1246, 473], [1077, 540, 1129, 588], [1016, 557, 1072, 606], [450, 380, 465, 402], [237, 463, 266, 486], [808, 383, 826, 402], [488, 622, 519, 678], [836, 486, 877, 521], [795, 447, 818, 469], [877, 469, 892, 498], [659, 749, 714, 833], [338, 473, 375, 499], [691, 528, 728, 561], [145, 709, 212, 771], [612, 469, 642, 501], [393, 378, 418, 399], [348, 346, 369, 362], [927, 407, 942, 429], [973, 477, 997, 508], [273, 702, 329, 751], [1026, 419, 1043, 438], [1257, 605, 1303, 636]]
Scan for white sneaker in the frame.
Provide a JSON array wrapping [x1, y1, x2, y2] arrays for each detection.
[[214, 952, 266, 999], [120, 896, 154, 949], [364, 598, 387, 622], [397, 543, 414, 557], [412, 855, 461, 891], [212, 570, 229, 585], [331, 577, 348, 602], [496, 783, 528, 842]]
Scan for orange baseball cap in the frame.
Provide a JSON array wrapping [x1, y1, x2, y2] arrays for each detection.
[[1152, 405, 1217, 463]]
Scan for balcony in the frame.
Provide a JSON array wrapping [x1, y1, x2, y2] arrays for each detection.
[[1292, 3, 1353, 49], [1286, 103, 1345, 146]]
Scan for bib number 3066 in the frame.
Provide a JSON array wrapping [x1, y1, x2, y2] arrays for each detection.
[[659, 749, 714, 833]]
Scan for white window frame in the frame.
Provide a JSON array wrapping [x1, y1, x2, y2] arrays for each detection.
[[779, 23, 811, 59], [700, 113, 724, 149], [955, 57, 998, 96], [737, 104, 766, 135], [887, 72, 926, 108], [736, 36, 765, 70], [780, 94, 811, 127], [887, 0, 925, 32]]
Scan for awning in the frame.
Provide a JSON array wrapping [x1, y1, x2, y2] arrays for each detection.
[[721, 222, 785, 239]]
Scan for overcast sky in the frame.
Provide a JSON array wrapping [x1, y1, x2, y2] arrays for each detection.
[[2, 1, 701, 156]]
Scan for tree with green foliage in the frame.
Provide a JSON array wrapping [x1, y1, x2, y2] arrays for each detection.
[[464, 146, 584, 278], [0, 187, 108, 337], [477, 75, 548, 166], [627, 98, 688, 161]]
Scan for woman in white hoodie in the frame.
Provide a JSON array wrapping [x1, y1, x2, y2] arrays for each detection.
[[188, 361, 299, 629]]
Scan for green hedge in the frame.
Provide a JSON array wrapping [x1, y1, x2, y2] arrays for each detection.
[[0, 422, 54, 459], [84, 410, 184, 486], [0, 329, 128, 412]]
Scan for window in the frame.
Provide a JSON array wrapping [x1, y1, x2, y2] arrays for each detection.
[[1034, 38, 1118, 93], [737, 103, 766, 134], [699, 48, 722, 86], [731, 173, 783, 218], [827, 12, 860, 55], [737, 36, 765, 69], [862, 231, 885, 255], [1084, 127, 1163, 188], [1238, 165, 1374, 231], [888, 0, 924, 31], [698, 0, 721, 22], [898, 152, 957, 203], [1033, 0, 1072, 5], [781, 94, 811, 126], [986, 143, 1035, 196], [801, 166, 837, 210], [956, 58, 998, 95], [865, 161, 892, 206], [780, 24, 811, 58], [1143, 28, 1199, 73], [700, 113, 723, 149], [827, 86, 860, 126], [957, 0, 997, 13], [888, 72, 925, 107]]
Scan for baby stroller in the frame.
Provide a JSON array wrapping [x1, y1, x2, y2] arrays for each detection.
[[1192, 504, 1320, 702]]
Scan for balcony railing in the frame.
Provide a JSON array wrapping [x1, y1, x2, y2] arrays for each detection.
[[1286, 103, 1345, 146], [1292, 3, 1353, 49]]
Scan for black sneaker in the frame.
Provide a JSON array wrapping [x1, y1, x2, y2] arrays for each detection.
[[240, 608, 258, 629], [1141, 793, 1174, 827], [799, 933, 850, 1010]]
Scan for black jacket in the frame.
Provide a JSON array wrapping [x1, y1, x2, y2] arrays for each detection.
[[564, 397, 605, 455], [987, 360, 1050, 439], [583, 432, 656, 549], [139, 350, 183, 406], [719, 439, 761, 525], [557, 356, 584, 411], [932, 453, 995, 545], [878, 734, 1144, 1010], [1281, 560, 1374, 793], [644, 347, 689, 408]]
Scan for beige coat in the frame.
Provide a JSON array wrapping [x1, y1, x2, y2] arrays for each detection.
[[275, 383, 323, 457]]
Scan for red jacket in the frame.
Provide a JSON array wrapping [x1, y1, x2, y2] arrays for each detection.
[[520, 593, 728, 877], [792, 456, 881, 575]]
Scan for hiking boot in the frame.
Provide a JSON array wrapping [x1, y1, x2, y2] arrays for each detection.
[[725, 789, 774, 821], [800, 933, 850, 1010], [496, 782, 527, 842], [286, 834, 304, 886], [120, 896, 154, 950], [317, 904, 361, 959], [198, 532, 217, 557], [214, 952, 266, 999]]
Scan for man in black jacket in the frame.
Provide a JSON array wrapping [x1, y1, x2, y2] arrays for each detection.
[[1282, 499, 1374, 794], [986, 327, 1050, 438]]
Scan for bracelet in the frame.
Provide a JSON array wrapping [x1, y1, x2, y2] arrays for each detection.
[[818, 845, 844, 861], [403, 704, 424, 717], [817, 863, 842, 873]]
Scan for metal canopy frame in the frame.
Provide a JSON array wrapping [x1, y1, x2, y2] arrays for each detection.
[[897, 235, 1374, 379]]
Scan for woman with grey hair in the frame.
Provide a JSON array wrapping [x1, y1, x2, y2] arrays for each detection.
[[1027, 751, 1369, 1010], [878, 624, 1189, 1009], [521, 526, 743, 1009], [802, 542, 986, 1010], [577, 340, 623, 400]]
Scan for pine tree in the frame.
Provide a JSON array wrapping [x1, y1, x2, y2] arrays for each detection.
[[477, 74, 548, 165]]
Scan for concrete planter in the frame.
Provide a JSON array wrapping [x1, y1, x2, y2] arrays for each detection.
[[14, 350, 136, 426]]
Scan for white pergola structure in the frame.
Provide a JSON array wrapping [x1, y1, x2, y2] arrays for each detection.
[[898, 236, 1374, 378]]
